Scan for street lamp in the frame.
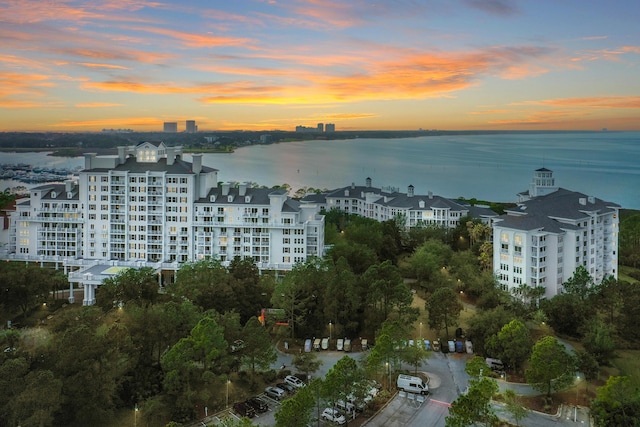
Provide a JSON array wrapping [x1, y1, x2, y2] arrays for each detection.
[[134, 403, 138, 427], [329, 321, 333, 344], [385, 362, 390, 390], [419, 322, 422, 340], [226, 379, 231, 409]]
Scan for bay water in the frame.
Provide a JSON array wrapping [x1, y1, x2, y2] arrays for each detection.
[[1, 131, 638, 209]]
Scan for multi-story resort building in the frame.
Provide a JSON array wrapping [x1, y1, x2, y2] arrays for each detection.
[[301, 177, 496, 228], [493, 168, 619, 299], [4, 142, 324, 305]]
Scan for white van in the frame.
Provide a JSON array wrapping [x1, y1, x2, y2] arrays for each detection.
[[485, 358, 504, 371], [396, 374, 428, 395], [335, 399, 356, 417]]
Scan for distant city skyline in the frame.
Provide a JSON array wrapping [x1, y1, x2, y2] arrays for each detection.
[[1, 1, 639, 132]]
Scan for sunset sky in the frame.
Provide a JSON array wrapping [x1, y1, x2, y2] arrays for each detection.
[[1, 0, 639, 132]]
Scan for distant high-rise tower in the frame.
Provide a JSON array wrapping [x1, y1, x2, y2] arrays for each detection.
[[325, 123, 335, 132], [186, 120, 197, 133], [317, 123, 324, 132], [164, 122, 178, 133]]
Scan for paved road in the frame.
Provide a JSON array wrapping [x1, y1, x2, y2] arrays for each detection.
[[249, 345, 590, 427]]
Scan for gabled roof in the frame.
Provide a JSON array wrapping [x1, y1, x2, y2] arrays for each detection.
[[497, 187, 619, 232], [32, 183, 80, 201], [315, 184, 469, 212], [88, 156, 217, 174], [136, 141, 164, 148], [196, 186, 288, 206], [505, 188, 619, 220], [495, 212, 580, 233]]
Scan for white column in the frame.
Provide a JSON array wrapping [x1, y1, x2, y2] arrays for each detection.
[[68, 282, 75, 303], [83, 284, 96, 306]]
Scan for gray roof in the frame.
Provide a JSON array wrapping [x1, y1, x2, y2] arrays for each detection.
[[87, 156, 217, 174], [497, 188, 619, 232], [505, 188, 619, 220], [196, 186, 287, 206], [313, 184, 470, 212], [495, 212, 580, 233], [32, 183, 79, 201]]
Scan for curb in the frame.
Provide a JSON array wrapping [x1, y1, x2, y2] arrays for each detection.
[[361, 391, 399, 426]]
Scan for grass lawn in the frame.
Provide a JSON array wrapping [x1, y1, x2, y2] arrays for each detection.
[[619, 265, 640, 284], [611, 350, 640, 388]]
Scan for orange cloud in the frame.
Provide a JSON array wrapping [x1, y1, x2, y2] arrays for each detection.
[[75, 102, 123, 108], [529, 96, 640, 109], [77, 62, 130, 70], [51, 116, 161, 128], [127, 26, 254, 48], [469, 109, 511, 115], [0, 0, 161, 25]]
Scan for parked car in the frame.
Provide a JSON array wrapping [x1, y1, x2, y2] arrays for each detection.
[[448, 340, 456, 353], [337, 338, 344, 351], [277, 382, 296, 394], [336, 400, 357, 418], [465, 340, 473, 354], [313, 338, 321, 351], [321, 337, 329, 350], [432, 340, 441, 352], [284, 375, 305, 388], [321, 408, 346, 425], [455, 340, 465, 353], [361, 339, 368, 351], [344, 339, 352, 352], [304, 339, 312, 352], [245, 397, 268, 413], [424, 339, 431, 351], [485, 358, 504, 371], [233, 401, 256, 418], [264, 386, 286, 400]]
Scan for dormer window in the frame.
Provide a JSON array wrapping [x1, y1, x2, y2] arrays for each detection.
[[51, 191, 57, 198]]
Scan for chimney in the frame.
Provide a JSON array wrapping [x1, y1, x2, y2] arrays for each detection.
[[192, 153, 202, 174], [239, 182, 247, 196], [83, 153, 96, 170], [65, 180, 73, 193], [408, 185, 414, 197], [351, 182, 355, 189], [366, 177, 372, 188], [222, 182, 230, 196], [166, 147, 175, 165], [428, 191, 433, 199], [117, 146, 126, 165]]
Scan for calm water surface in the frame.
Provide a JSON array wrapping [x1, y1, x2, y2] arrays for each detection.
[[2, 132, 639, 209]]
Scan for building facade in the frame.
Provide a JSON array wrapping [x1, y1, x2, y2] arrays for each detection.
[[186, 120, 197, 133], [163, 122, 178, 132], [493, 168, 619, 299], [301, 177, 496, 229], [6, 142, 324, 304]]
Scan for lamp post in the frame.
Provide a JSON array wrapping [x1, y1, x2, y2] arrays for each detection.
[[226, 379, 231, 409], [134, 403, 138, 427], [419, 322, 422, 340], [329, 321, 333, 344], [385, 361, 390, 390]]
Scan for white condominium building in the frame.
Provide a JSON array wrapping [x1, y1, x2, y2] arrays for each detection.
[[301, 177, 496, 228], [6, 142, 324, 304], [493, 168, 619, 299]]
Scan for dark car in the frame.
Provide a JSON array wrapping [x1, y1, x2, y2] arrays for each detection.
[[277, 382, 296, 394], [246, 397, 268, 414], [233, 401, 256, 418]]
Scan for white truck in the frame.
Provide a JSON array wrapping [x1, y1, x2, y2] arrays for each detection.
[[396, 374, 428, 395]]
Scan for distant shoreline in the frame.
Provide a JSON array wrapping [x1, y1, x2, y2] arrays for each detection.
[[0, 129, 627, 158]]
